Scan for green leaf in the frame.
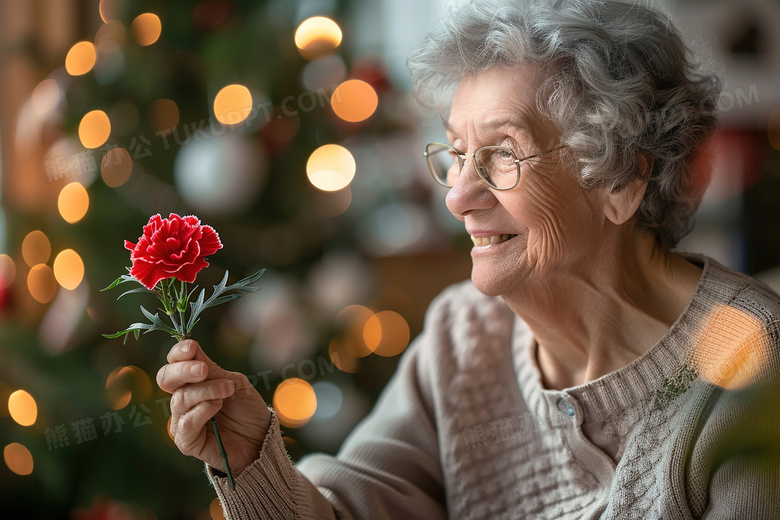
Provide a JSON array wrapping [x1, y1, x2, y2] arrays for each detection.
[[185, 269, 265, 334], [139, 305, 178, 336], [100, 273, 137, 292], [117, 287, 152, 300], [102, 322, 154, 344]]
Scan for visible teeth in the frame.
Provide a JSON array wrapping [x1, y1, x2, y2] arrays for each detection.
[[471, 234, 515, 246]]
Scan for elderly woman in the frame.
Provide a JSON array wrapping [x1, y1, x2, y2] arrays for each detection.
[[157, 1, 780, 518]]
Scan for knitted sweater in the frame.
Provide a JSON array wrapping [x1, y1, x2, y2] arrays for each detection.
[[209, 254, 780, 519]]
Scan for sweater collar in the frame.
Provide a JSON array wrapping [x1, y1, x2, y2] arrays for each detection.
[[512, 253, 748, 423]]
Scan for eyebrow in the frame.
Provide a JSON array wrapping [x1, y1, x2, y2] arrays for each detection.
[[442, 118, 526, 138]]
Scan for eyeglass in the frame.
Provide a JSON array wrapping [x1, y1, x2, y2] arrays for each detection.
[[423, 142, 565, 190]]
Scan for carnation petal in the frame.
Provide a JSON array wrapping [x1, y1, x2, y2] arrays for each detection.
[[174, 257, 209, 283], [199, 226, 222, 255], [129, 259, 166, 290]]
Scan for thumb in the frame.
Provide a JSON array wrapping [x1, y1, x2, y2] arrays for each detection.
[[186, 339, 234, 380]]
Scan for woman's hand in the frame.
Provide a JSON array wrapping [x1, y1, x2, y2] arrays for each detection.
[[156, 339, 271, 477]]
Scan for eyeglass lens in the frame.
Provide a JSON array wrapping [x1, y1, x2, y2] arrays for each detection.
[[426, 144, 518, 189]]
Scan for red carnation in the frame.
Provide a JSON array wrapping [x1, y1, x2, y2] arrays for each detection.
[[124, 213, 222, 290]]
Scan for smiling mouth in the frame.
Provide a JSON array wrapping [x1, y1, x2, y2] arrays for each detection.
[[470, 234, 517, 247]]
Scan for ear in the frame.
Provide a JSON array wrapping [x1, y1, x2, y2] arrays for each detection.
[[603, 153, 651, 226]]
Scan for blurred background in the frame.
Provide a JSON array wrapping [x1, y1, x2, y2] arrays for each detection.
[[0, 0, 778, 518]]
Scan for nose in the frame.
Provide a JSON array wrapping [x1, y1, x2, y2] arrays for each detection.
[[445, 158, 496, 219]]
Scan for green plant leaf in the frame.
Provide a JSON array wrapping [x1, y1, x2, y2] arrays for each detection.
[[102, 322, 154, 344], [117, 287, 152, 299], [139, 305, 179, 336], [185, 269, 265, 334], [100, 273, 137, 291]]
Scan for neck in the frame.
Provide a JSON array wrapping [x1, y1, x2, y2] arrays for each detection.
[[503, 229, 702, 390]]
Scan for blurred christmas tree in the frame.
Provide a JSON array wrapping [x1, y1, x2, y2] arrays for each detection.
[[0, 0, 470, 517]]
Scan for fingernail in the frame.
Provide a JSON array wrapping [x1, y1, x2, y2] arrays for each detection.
[[181, 341, 191, 353], [191, 364, 204, 376], [225, 380, 235, 394]]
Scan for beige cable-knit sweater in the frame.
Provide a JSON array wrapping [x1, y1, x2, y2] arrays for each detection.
[[209, 254, 780, 519]]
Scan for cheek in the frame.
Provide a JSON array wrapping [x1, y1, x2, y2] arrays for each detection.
[[505, 174, 597, 260]]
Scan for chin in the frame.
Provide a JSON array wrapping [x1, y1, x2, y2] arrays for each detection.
[[470, 268, 512, 297]]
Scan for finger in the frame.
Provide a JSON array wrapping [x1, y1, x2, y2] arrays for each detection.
[[156, 359, 213, 394], [166, 340, 229, 380], [167, 339, 211, 364], [170, 379, 235, 417], [174, 399, 223, 457]]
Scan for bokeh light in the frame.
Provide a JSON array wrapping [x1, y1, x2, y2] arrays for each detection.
[[328, 338, 359, 373], [294, 17, 342, 59], [131, 13, 162, 46], [331, 80, 378, 123], [334, 305, 375, 358], [27, 265, 58, 303], [0, 254, 16, 290], [306, 144, 356, 192], [106, 366, 153, 410], [65, 42, 97, 76], [363, 310, 411, 357], [95, 20, 126, 54], [78, 110, 111, 149], [692, 304, 767, 390], [273, 378, 317, 428], [174, 134, 267, 215], [31, 79, 61, 115], [4, 443, 33, 476], [149, 98, 179, 135], [53, 249, 85, 290], [22, 231, 51, 267], [8, 390, 37, 426], [58, 182, 90, 223], [311, 381, 343, 420], [209, 498, 226, 520], [101, 147, 133, 187], [99, 0, 123, 23], [213, 85, 252, 126]]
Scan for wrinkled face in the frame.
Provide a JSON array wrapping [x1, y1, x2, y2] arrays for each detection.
[[445, 64, 608, 297]]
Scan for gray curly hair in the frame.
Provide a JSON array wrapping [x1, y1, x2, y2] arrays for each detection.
[[407, 0, 721, 248]]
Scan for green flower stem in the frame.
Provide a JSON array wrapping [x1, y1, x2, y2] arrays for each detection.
[[104, 268, 266, 491], [211, 417, 235, 490]]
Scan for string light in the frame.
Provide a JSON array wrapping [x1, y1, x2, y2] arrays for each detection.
[[53, 249, 85, 290], [95, 20, 126, 54], [65, 42, 97, 76], [149, 98, 179, 135], [58, 182, 90, 223], [8, 390, 37, 426], [4, 443, 33, 476], [331, 80, 378, 123], [273, 378, 317, 428], [105, 366, 152, 410], [306, 144, 356, 192], [100, 147, 133, 187], [294, 17, 342, 59], [27, 265, 58, 303], [21, 231, 51, 267], [213, 85, 252, 126], [363, 310, 411, 357], [99, 0, 123, 23], [131, 13, 162, 46], [78, 110, 111, 149]]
